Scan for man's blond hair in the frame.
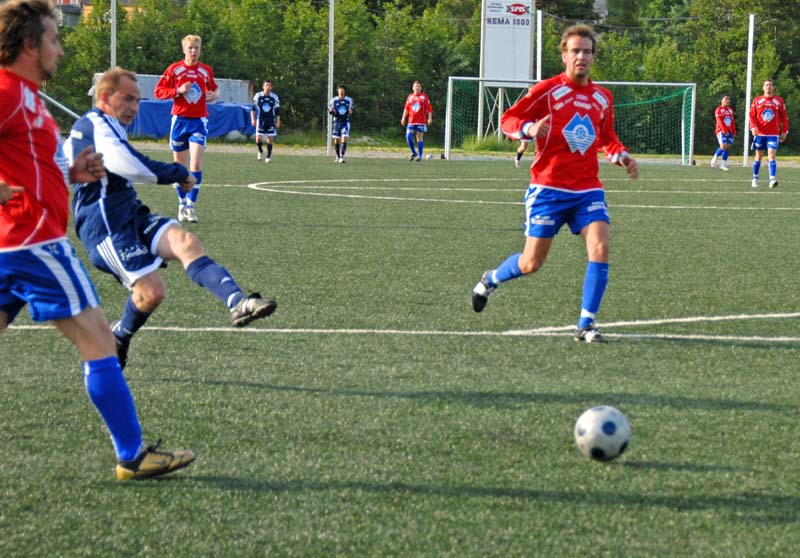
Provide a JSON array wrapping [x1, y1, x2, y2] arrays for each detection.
[[94, 67, 138, 101], [182, 34, 202, 47]]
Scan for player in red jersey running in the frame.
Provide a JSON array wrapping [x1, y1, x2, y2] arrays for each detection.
[[471, 24, 639, 343], [0, 0, 194, 480], [401, 81, 433, 161], [711, 95, 736, 171], [749, 78, 788, 188], [154, 34, 219, 222]]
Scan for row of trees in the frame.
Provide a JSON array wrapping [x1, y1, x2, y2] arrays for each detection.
[[47, 0, 800, 154]]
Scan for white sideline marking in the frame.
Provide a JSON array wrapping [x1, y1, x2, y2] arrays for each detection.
[[246, 181, 800, 210], [9, 312, 800, 343]]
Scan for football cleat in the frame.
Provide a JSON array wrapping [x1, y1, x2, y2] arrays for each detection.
[[768, 178, 778, 189], [116, 440, 195, 480], [575, 324, 607, 344], [334, 157, 340, 163], [710, 159, 716, 169], [256, 152, 262, 161], [110, 321, 130, 371], [231, 292, 277, 327], [265, 158, 271, 163], [184, 206, 198, 223], [178, 204, 188, 222], [471, 270, 496, 313], [751, 178, 759, 188], [339, 158, 346, 164], [514, 158, 520, 168], [720, 164, 729, 171], [409, 153, 417, 162]]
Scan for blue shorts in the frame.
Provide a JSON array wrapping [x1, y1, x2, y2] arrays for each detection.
[[523, 187, 610, 238], [752, 135, 779, 151], [406, 124, 427, 134], [0, 238, 101, 324], [77, 199, 175, 290], [716, 132, 734, 146], [332, 121, 351, 139], [170, 116, 208, 152], [256, 123, 277, 137]]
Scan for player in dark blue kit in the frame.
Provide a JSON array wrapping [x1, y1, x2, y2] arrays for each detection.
[[65, 68, 278, 370], [328, 84, 354, 163], [250, 80, 281, 163]]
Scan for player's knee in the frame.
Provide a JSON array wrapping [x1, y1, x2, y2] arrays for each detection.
[[132, 275, 166, 311], [518, 256, 543, 275]]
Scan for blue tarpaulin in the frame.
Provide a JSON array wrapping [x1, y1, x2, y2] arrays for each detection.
[[127, 100, 255, 138]]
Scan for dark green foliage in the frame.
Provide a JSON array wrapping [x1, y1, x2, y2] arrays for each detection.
[[44, 0, 800, 154]]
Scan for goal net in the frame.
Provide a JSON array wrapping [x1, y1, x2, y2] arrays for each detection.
[[444, 77, 696, 165]]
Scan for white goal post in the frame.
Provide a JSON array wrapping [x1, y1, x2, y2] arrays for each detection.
[[445, 76, 697, 165]]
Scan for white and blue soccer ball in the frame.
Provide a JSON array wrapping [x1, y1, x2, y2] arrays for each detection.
[[574, 405, 631, 462]]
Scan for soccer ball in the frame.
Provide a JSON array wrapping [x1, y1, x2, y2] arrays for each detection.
[[574, 405, 631, 462]]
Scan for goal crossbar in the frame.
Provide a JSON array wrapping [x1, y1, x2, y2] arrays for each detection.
[[445, 77, 697, 165]]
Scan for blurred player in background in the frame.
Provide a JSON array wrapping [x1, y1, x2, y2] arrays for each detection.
[[154, 34, 218, 222], [251, 80, 281, 163], [328, 84, 353, 163], [515, 137, 532, 168], [66, 68, 278, 371], [0, 0, 194, 480], [749, 78, 788, 188], [471, 24, 639, 343], [401, 80, 433, 162], [711, 95, 735, 171]]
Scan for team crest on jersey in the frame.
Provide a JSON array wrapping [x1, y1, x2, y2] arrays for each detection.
[[761, 108, 775, 123], [411, 101, 421, 112], [562, 113, 596, 155], [185, 82, 202, 104]]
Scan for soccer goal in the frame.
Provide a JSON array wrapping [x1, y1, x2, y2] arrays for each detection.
[[444, 77, 697, 165]]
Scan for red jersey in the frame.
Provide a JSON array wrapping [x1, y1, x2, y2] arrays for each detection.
[[404, 92, 433, 125], [153, 60, 218, 118], [714, 105, 736, 135], [0, 69, 70, 250], [749, 95, 788, 136], [501, 73, 629, 191]]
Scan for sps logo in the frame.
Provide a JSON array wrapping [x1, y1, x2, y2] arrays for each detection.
[[507, 3, 530, 16]]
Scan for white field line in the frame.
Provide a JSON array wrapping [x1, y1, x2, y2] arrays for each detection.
[[246, 181, 800, 210], [9, 312, 800, 343]]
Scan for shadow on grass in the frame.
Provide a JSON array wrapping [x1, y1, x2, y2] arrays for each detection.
[[192, 475, 800, 524], [135, 377, 793, 413]]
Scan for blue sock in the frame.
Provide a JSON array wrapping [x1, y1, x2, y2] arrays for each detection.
[[187, 171, 202, 204], [267, 143, 273, 158], [186, 255, 244, 310], [578, 261, 609, 330], [418, 141, 424, 159], [115, 295, 151, 341], [83, 356, 142, 461], [335, 143, 341, 157], [493, 253, 524, 285], [340, 143, 347, 157], [406, 133, 416, 155], [721, 151, 729, 161], [769, 160, 776, 178], [715, 147, 724, 157], [175, 184, 188, 203], [752, 161, 761, 178]]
